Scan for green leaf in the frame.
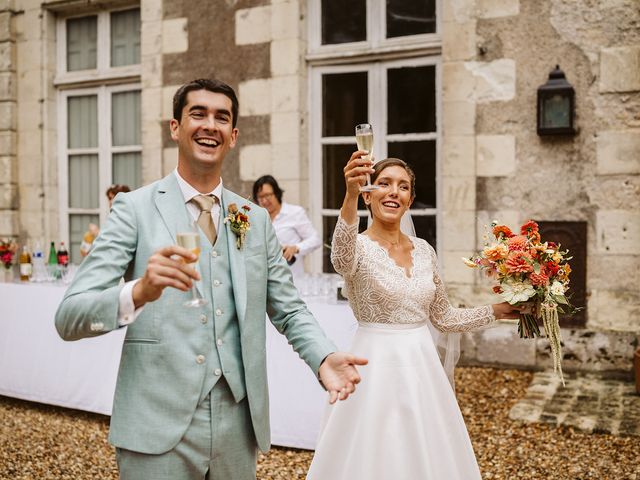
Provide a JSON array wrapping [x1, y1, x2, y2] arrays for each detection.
[[533, 262, 541, 274], [552, 295, 569, 305]]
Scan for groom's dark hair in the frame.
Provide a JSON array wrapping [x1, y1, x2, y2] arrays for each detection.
[[173, 79, 240, 128]]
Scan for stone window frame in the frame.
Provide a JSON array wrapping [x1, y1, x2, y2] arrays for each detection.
[[307, 1, 442, 272], [54, 5, 141, 261]]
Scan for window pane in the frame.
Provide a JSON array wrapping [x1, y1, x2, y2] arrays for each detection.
[[322, 72, 368, 137], [68, 95, 98, 149], [111, 9, 141, 67], [113, 152, 142, 189], [386, 0, 436, 38], [68, 154, 99, 208], [69, 214, 99, 265], [388, 65, 436, 134], [67, 16, 97, 71], [322, 0, 366, 45], [412, 215, 436, 247], [323, 144, 355, 209], [112, 90, 141, 146], [388, 140, 436, 208]]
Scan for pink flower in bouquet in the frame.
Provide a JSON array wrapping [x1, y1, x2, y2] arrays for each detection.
[[507, 235, 528, 252], [505, 251, 534, 274]]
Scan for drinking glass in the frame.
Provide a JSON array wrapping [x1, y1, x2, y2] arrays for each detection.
[[355, 123, 379, 192], [176, 223, 208, 308]]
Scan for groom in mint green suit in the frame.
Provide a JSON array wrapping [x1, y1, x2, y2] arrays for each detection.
[[55, 79, 366, 480]]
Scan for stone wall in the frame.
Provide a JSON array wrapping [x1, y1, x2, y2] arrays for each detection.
[[155, 0, 307, 204], [442, 0, 640, 372], [442, 0, 640, 331], [0, 0, 17, 239]]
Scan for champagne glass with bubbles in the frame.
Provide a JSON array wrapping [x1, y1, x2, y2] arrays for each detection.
[[355, 123, 379, 192], [176, 222, 208, 308]]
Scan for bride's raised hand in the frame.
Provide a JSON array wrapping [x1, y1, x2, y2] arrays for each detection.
[[344, 150, 374, 197]]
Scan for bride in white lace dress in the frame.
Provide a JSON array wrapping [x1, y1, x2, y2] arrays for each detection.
[[306, 155, 522, 480]]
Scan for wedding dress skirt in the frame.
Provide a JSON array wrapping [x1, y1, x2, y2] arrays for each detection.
[[307, 322, 481, 480]]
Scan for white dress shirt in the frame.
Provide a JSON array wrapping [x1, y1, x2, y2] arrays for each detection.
[[272, 202, 321, 277], [117, 170, 223, 326]]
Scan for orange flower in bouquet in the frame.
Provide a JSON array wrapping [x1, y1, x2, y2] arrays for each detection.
[[462, 220, 579, 384]]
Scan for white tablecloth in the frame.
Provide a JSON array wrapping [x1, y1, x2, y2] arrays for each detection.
[[0, 282, 357, 449]]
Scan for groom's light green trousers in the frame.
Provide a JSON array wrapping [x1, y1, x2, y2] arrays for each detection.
[[115, 378, 257, 480]]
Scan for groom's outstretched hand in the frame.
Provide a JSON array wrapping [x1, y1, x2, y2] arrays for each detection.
[[319, 352, 368, 404]]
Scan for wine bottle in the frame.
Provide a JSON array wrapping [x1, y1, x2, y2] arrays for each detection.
[[57, 241, 69, 266], [48, 241, 58, 265], [19, 245, 32, 281]]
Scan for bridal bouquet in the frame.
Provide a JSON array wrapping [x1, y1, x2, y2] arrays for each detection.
[[463, 220, 577, 384]]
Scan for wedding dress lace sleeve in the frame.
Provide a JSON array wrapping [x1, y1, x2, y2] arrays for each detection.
[[426, 243, 496, 333], [330, 216, 360, 277]]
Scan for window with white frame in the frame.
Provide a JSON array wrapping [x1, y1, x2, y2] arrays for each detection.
[[308, 1, 440, 272], [56, 8, 141, 264]]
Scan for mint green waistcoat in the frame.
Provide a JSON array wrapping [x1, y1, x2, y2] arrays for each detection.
[[197, 220, 246, 403]]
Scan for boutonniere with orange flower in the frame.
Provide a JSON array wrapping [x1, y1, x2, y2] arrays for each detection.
[[463, 220, 580, 385], [224, 203, 251, 249]]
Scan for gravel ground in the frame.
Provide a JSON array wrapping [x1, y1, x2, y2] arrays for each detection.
[[1, 367, 638, 479]]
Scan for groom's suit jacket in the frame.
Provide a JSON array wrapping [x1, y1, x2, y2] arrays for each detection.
[[55, 173, 335, 454]]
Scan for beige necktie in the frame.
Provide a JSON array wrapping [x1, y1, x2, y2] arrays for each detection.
[[191, 194, 217, 244]]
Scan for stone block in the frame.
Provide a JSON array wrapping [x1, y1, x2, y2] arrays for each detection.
[[443, 62, 476, 102], [141, 20, 163, 58], [442, 175, 475, 211], [161, 147, 177, 177], [477, 0, 520, 19], [235, 5, 271, 45], [440, 210, 477, 250], [271, 142, 301, 180], [442, 100, 476, 135], [17, 183, 45, 214], [599, 46, 640, 93], [441, 135, 475, 176], [442, 0, 475, 23], [239, 144, 271, 182], [162, 18, 188, 55], [271, 1, 298, 40], [0, 1, 15, 13], [0, 155, 15, 180], [143, 146, 163, 181], [596, 209, 640, 255], [0, 41, 15, 71], [465, 59, 516, 103], [270, 39, 301, 76], [441, 249, 477, 284], [596, 130, 640, 175], [161, 85, 180, 120], [0, 130, 15, 155], [271, 75, 300, 113], [0, 208, 18, 236], [270, 111, 300, 144], [588, 288, 640, 333], [475, 322, 537, 366], [239, 78, 271, 117], [0, 100, 15, 130], [442, 21, 476, 62], [141, 0, 162, 23], [0, 71, 14, 100], [0, 11, 13, 43], [0, 181, 16, 208], [476, 134, 516, 177], [277, 178, 302, 205]]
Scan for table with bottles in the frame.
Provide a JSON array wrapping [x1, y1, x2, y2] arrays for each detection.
[[0, 273, 357, 449]]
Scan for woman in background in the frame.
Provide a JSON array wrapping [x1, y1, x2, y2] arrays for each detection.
[[253, 175, 321, 279], [80, 184, 131, 258]]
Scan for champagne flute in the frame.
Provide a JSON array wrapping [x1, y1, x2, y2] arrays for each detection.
[[176, 224, 208, 308], [355, 123, 379, 192]]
